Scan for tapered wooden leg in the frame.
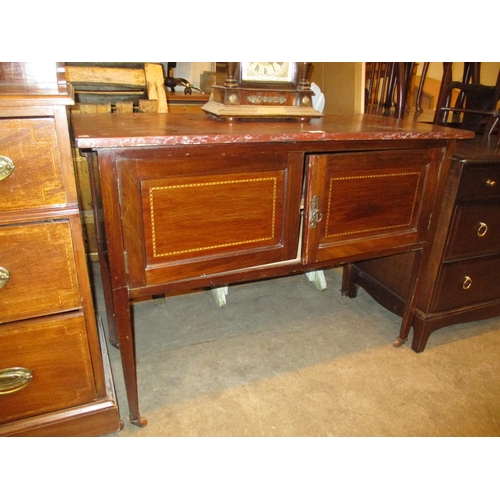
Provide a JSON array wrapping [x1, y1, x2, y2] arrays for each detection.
[[341, 263, 358, 298], [98, 254, 120, 348], [113, 287, 147, 427], [394, 250, 423, 348]]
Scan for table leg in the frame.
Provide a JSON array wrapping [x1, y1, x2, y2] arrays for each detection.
[[113, 287, 147, 427], [393, 249, 423, 348]]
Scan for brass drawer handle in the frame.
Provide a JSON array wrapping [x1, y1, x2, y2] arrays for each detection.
[[486, 179, 497, 187], [463, 275, 472, 290], [0, 266, 10, 290], [0, 367, 33, 395], [477, 222, 488, 237], [0, 155, 15, 182]]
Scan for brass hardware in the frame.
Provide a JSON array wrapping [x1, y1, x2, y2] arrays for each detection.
[[309, 195, 323, 228], [0, 367, 33, 395], [0, 267, 10, 290], [477, 222, 488, 237], [0, 155, 15, 181], [463, 276, 472, 290], [486, 179, 497, 187]]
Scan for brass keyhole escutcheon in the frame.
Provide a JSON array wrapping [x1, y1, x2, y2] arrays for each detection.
[[486, 179, 496, 187], [0, 155, 15, 182], [477, 222, 488, 237], [463, 276, 472, 290], [309, 195, 323, 229]]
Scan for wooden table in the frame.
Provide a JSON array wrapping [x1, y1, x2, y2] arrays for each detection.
[[72, 112, 472, 427]]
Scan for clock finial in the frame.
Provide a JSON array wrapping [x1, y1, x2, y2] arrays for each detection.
[[224, 63, 238, 88], [297, 62, 312, 91]]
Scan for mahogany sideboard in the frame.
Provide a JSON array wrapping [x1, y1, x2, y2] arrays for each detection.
[[71, 112, 472, 427], [342, 135, 500, 352], [0, 63, 122, 436]]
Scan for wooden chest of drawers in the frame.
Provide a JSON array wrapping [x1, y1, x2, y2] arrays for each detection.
[[343, 136, 500, 352], [0, 62, 122, 436]]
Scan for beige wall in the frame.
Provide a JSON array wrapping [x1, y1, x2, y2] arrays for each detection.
[[416, 62, 500, 86], [311, 62, 364, 114]]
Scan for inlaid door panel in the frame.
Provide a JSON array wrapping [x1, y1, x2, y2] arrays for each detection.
[[303, 149, 436, 263], [116, 148, 303, 286]]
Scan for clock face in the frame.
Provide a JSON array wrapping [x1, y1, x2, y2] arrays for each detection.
[[240, 62, 296, 84]]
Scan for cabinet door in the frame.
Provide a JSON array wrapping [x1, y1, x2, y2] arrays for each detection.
[[303, 149, 434, 264], [117, 147, 303, 286]]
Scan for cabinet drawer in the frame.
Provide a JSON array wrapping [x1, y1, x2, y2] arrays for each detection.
[[456, 162, 500, 202], [431, 254, 500, 312], [445, 202, 500, 261], [0, 221, 81, 323], [0, 118, 68, 213], [0, 314, 96, 425]]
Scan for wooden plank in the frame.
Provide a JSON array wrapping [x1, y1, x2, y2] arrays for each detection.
[[115, 102, 134, 113], [139, 99, 158, 113], [145, 63, 168, 113], [65, 66, 146, 87]]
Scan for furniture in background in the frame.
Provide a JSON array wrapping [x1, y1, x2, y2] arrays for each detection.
[[72, 111, 471, 427], [433, 62, 500, 134], [342, 135, 500, 352], [364, 62, 406, 118], [0, 62, 122, 436], [66, 63, 169, 266], [65, 62, 168, 113], [166, 91, 209, 113]]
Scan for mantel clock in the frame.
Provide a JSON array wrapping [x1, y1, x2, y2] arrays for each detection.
[[201, 62, 323, 120]]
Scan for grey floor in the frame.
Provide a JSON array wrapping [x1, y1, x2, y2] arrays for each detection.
[[91, 263, 500, 437]]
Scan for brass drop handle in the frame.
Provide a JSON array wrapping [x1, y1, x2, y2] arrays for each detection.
[[463, 276, 472, 290], [0, 155, 15, 182], [477, 222, 488, 237], [486, 179, 496, 187], [0, 266, 10, 290], [0, 367, 33, 395]]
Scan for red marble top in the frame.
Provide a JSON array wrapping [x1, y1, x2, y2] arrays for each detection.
[[72, 112, 474, 149]]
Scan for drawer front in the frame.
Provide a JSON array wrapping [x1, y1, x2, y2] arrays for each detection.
[[445, 202, 500, 261], [0, 221, 81, 323], [0, 314, 96, 425], [457, 162, 500, 202], [0, 118, 68, 213], [431, 254, 500, 313]]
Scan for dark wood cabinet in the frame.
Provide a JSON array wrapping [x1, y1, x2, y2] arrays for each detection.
[[0, 63, 122, 436], [72, 112, 471, 427], [343, 137, 500, 353]]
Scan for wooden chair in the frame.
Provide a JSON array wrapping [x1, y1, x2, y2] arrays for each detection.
[[433, 62, 500, 134], [365, 62, 406, 119], [65, 62, 168, 113]]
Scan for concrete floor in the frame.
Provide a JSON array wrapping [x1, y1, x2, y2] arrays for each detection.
[[92, 264, 500, 437]]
